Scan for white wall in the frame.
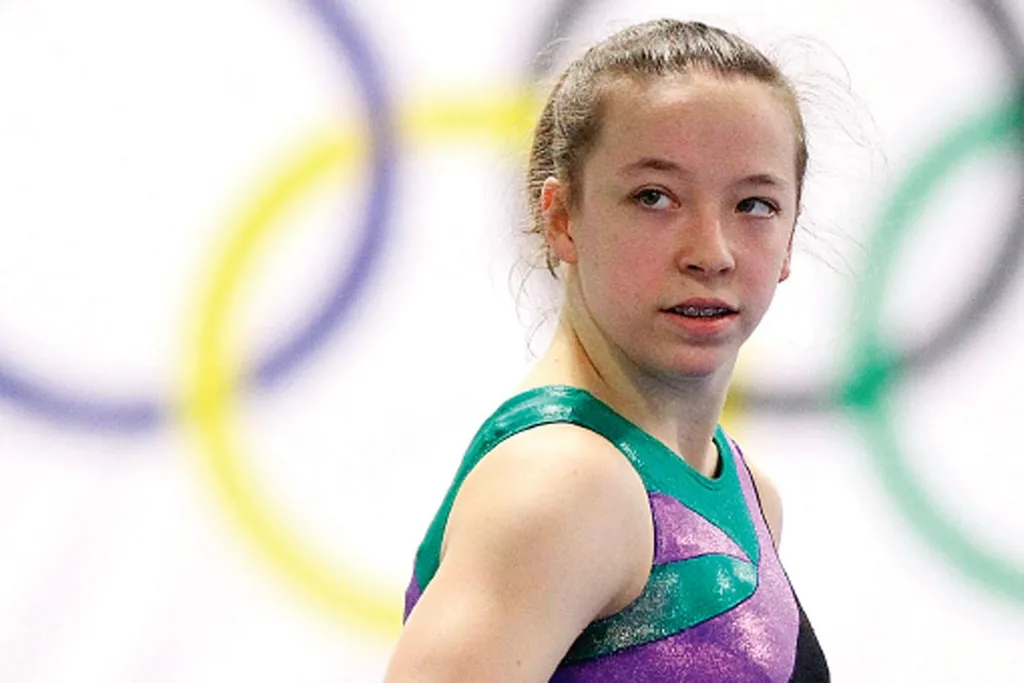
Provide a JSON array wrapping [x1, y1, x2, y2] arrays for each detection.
[[0, 0, 1022, 680]]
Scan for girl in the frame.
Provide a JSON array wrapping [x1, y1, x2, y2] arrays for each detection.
[[385, 19, 830, 682]]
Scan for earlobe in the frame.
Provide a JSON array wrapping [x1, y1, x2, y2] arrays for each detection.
[[541, 177, 578, 265]]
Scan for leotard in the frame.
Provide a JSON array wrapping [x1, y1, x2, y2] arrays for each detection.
[[404, 385, 829, 682]]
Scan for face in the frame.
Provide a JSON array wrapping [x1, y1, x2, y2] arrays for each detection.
[[542, 73, 799, 381]]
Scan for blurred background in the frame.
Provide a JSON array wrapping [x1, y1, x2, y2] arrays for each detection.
[[1, 0, 1023, 680]]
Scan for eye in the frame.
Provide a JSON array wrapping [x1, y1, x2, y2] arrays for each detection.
[[633, 188, 674, 211], [737, 197, 779, 218]]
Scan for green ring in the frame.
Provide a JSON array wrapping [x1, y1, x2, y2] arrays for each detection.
[[845, 95, 1024, 604]]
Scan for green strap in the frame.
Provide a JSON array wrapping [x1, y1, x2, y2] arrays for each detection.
[[413, 385, 758, 593]]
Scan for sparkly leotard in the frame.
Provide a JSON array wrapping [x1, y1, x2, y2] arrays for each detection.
[[404, 385, 829, 682]]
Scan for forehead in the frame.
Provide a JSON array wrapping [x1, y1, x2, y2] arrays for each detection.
[[587, 73, 798, 186]]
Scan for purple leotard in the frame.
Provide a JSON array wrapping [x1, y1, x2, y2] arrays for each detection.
[[404, 386, 829, 681]]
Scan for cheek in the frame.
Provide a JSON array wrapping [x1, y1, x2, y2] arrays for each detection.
[[734, 227, 788, 274], [744, 221, 791, 260], [578, 242, 663, 322], [594, 236, 668, 301], [742, 247, 789, 301]]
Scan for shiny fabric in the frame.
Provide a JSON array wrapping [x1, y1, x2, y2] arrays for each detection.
[[403, 386, 829, 682]]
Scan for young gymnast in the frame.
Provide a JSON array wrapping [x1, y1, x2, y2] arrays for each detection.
[[385, 18, 830, 682]]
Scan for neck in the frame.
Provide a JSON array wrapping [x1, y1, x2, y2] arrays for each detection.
[[522, 313, 735, 477]]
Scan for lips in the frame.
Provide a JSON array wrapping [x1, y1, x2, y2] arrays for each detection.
[[663, 298, 738, 319]]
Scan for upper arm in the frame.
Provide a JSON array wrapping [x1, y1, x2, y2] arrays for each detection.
[[749, 464, 783, 548], [383, 425, 652, 683]]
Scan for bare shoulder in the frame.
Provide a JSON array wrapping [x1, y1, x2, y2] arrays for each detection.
[[384, 424, 652, 683], [441, 423, 654, 611], [746, 460, 784, 549], [444, 423, 652, 553]]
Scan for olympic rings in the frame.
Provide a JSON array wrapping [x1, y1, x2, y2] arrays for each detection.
[[185, 89, 541, 636], [846, 96, 1024, 605], [186, 83, 1024, 639], [7, 0, 1023, 637], [0, 0, 397, 434]]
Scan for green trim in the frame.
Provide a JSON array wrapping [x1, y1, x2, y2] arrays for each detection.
[[565, 555, 758, 662], [413, 385, 758, 593]]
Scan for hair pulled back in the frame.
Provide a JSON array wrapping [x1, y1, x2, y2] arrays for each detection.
[[526, 19, 808, 274]]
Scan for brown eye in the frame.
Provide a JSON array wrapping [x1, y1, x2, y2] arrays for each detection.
[[634, 189, 672, 210], [737, 197, 778, 217]]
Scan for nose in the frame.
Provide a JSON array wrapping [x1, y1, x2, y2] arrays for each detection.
[[677, 208, 735, 276]]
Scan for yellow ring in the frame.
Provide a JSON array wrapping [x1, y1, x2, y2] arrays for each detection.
[[184, 89, 541, 639]]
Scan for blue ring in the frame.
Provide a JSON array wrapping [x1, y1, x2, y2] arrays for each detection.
[[0, 0, 396, 432]]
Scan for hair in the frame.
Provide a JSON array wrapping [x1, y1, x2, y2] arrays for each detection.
[[524, 19, 809, 276]]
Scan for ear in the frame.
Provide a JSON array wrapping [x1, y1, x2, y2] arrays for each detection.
[[541, 177, 578, 265], [778, 229, 794, 283]]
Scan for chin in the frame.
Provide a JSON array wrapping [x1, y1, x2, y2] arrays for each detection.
[[645, 349, 737, 384]]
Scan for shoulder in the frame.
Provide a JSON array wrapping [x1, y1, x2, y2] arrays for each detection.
[[440, 423, 655, 620], [386, 424, 653, 681], [745, 459, 783, 549], [442, 423, 653, 577]]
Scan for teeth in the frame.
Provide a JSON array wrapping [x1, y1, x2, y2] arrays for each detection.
[[674, 306, 731, 318]]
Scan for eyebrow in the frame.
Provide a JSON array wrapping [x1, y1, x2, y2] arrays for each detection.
[[619, 157, 691, 176], [736, 173, 789, 189], [619, 157, 790, 189]]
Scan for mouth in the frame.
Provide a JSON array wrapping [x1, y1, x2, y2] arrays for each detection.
[[665, 305, 737, 319], [663, 299, 739, 319]]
